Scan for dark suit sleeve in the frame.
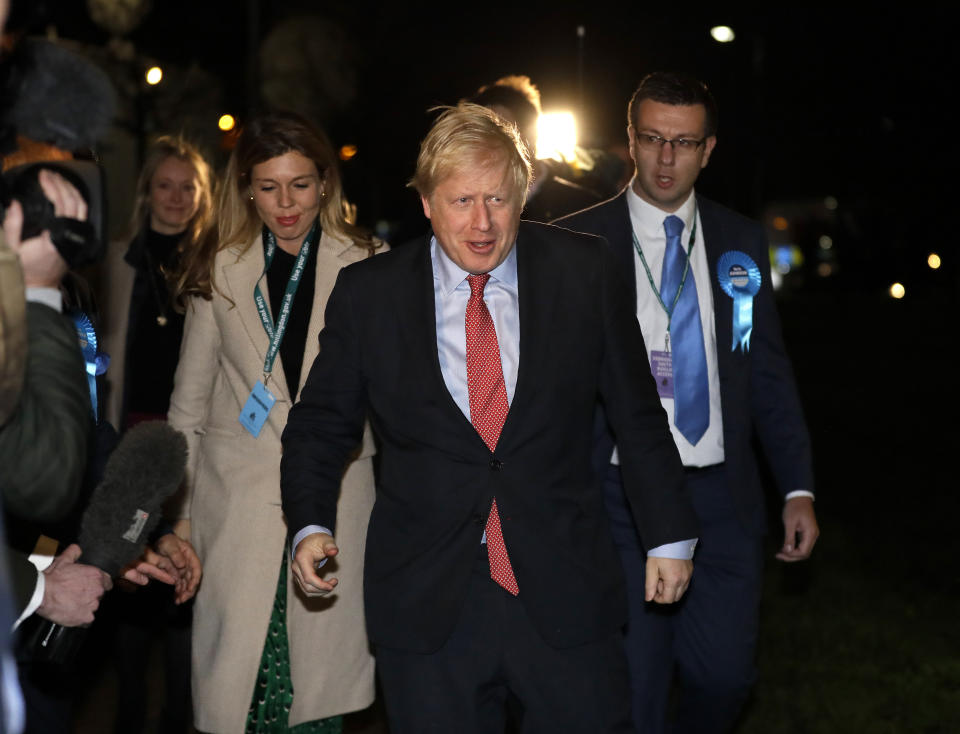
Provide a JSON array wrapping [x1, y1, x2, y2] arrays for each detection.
[[595, 240, 699, 548], [0, 302, 91, 523], [746, 230, 814, 494], [281, 267, 367, 536]]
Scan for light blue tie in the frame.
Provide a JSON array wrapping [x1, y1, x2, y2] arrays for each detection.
[[661, 215, 709, 445]]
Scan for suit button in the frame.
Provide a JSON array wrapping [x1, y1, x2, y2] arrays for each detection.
[[489, 459, 503, 471]]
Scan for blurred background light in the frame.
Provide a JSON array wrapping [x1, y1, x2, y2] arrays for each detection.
[[889, 282, 905, 299], [145, 66, 163, 85], [536, 111, 577, 162], [772, 215, 789, 231], [824, 196, 838, 210], [339, 144, 358, 161], [927, 253, 941, 269], [710, 25, 736, 43], [819, 235, 833, 250], [218, 114, 235, 131]]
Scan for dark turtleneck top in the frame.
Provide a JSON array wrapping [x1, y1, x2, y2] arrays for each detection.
[[123, 227, 185, 419], [264, 228, 318, 399]]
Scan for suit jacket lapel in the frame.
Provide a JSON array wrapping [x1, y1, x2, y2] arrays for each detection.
[[608, 191, 638, 302], [220, 237, 293, 403], [499, 224, 556, 449], [402, 234, 478, 437], [697, 195, 734, 384]]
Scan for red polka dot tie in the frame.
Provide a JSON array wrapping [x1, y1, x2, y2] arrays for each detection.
[[465, 274, 519, 596]]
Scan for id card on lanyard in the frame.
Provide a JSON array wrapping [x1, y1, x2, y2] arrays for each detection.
[[632, 215, 697, 401], [239, 222, 316, 437]]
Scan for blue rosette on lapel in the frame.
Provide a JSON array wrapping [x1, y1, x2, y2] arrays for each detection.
[[72, 311, 111, 419], [716, 251, 761, 352]]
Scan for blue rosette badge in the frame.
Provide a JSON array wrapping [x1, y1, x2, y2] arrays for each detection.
[[71, 311, 111, 419], [716, 251, 762, 352]]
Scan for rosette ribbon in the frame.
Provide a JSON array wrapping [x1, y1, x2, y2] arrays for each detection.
[[71, 311, 111, 420], [716, 251, 762, 352]]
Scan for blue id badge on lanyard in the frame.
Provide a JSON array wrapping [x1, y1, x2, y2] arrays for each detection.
[[239, 380, 276, 437]]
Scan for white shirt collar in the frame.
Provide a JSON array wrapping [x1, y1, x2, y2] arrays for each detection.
[[626, 181, 697, 243], [431, 235, 519, 297]]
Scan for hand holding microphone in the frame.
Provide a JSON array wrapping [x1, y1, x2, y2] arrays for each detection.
[[24, 421, 187, 663]]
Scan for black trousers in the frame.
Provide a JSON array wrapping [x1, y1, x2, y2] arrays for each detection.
[[376, 546, 633, 734]]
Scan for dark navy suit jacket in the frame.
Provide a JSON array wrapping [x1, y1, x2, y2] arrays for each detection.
[[281, 221, 699, 654], [556, 191, 813, 538]]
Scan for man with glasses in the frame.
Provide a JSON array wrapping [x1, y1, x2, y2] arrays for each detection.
[[557, 72, 818, 734]]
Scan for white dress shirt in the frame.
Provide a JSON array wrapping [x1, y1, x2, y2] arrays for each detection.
[[611, 187, 725, 467]]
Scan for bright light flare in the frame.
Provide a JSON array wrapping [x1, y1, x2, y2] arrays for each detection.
[[218, 114, 236, 131], [889, 283, 905, 299], [710, 26, 735, 43], [928, 253, 941, 269], [339, 144, 358, 161], [536, 111, 577, 162], [145, 66, 163, 85]]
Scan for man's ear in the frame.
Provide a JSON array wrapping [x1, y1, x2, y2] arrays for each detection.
[[701, 135, 717, 169], [421, 195, 432, 219]]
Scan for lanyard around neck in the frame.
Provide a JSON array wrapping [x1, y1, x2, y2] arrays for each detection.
[[631, 211, 698, 331], [253, 221, 317, 382]]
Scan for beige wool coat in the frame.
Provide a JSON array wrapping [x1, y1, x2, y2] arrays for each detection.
[[167, 229, 379, 732]]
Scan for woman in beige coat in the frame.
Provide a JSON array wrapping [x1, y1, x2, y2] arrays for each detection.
[[167, 112, 382, 733]]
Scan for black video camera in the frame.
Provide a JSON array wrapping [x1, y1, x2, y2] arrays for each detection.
[[0, 159, 107, 268]]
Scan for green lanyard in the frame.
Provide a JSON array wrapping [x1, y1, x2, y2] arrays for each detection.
[[253, 221, 317, 385], [631, 212, 698, 346]]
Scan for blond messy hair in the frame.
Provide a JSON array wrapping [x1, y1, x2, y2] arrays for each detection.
[[408, 102, 532, 205]]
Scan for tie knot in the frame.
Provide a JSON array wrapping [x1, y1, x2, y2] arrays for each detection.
[[467, 273, 491, 298], [664, 215, 684, 239]]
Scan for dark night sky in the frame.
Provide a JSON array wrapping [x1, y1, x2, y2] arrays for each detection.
[[17, 2, 958, 289]]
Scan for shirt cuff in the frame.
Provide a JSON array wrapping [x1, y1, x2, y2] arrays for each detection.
[[647, 538, 698, 560], [784, 490, 815, 501], [13, 573, 44, 630], [291, 525, 333, 567], [24, 287, 62, 312]]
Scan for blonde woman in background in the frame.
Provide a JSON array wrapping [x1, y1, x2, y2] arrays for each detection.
[[100, 135, 216, 432]]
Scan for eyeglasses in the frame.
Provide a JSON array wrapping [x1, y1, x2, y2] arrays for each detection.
[[634, 132, 706, 155]]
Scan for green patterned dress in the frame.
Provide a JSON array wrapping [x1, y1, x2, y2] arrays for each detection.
[[245, 556, 342, 733]]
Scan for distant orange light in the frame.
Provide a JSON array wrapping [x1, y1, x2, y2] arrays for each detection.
[[145, 66, 163, 85], [218, 114, 236, 132], [339, 144, 357, 161], [928, 253, 941, 270], [889, 283, 905, 299], [772, 216, 789, 231]]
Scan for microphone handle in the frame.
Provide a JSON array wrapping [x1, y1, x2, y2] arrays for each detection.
[[22, 545, 125, 666], [19, 617, 87, 666]]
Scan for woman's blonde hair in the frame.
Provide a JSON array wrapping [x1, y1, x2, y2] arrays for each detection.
[[129, 135, 218, 310]]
